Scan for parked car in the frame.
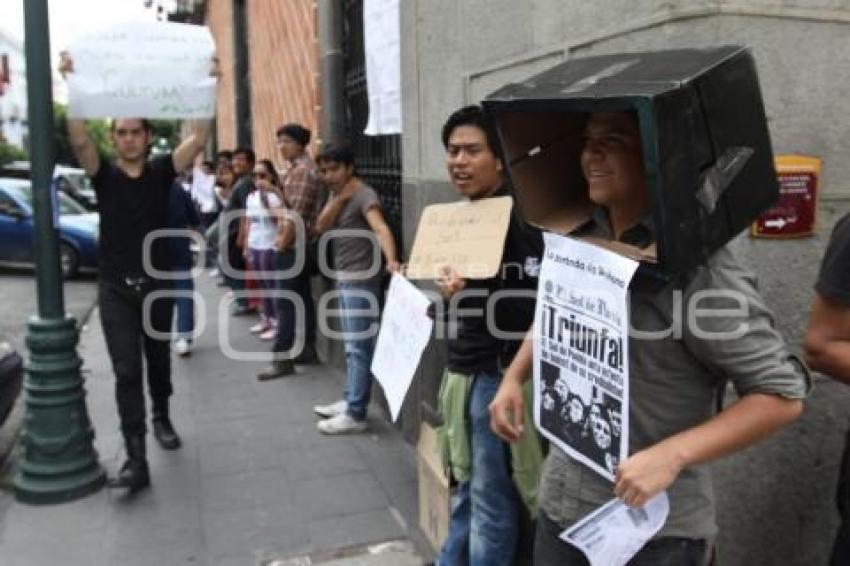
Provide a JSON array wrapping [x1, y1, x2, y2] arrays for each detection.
[[0, 162, 98, 211], [0, 338, 22, 427], [0, 177, 99, 278]]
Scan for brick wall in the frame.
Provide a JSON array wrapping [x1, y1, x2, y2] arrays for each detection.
[[206, 0, 236, 152], [206, 0, 319, 168]]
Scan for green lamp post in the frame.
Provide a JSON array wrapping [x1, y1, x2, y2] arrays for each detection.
[[12, 0, 106, 504]]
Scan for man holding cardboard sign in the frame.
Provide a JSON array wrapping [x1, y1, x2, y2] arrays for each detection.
[[489, 110, 808, 564], [432, 105, 544, 566], [59, 51, 216, 493]]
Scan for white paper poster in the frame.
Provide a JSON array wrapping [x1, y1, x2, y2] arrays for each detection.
[[371, 273, 433, 421], [534, 233, 639, 481], [67, 22, 216, 119], [562, 492, 670, 566], [190, 167, 217, 213], [363, 0, 401, 135]]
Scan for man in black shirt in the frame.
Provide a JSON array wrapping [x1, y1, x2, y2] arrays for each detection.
[[435, 106, 543, 566], [61, 53, 214, 493], [805, 213, 850, 565]]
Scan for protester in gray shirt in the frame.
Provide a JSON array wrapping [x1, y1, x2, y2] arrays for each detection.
[[311, 144, 399, 435], [489, 111, 809, 565]]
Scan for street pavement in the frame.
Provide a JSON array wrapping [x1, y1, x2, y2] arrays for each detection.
[[0, 268, 98, 350], [0, 273, 432, 566]]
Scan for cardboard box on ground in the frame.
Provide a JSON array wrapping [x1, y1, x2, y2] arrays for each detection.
[[418, 422, 450, 552], [482, 45, 779, 288]]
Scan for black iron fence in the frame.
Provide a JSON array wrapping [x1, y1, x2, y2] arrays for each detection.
[[342, 0, 403, 248]]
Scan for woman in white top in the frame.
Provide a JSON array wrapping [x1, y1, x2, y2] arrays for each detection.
[[243, 159, 285, 339]]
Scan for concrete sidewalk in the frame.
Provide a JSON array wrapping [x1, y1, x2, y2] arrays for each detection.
[[0, 275, 433, 566]]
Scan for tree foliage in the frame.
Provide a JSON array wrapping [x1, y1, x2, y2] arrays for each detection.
[[1, 105, 181, 169], [150, 120, 181, 151], [0, 140, 28, 166], [53, 102, 115, 166], [52, 103, 181, 165]]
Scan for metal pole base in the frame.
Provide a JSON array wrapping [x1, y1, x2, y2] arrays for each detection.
[[13, 316, 106, 504]]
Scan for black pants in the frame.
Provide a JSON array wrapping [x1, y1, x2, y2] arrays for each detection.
[[200, 212, 219, 267], [534, 511, 707, 566], [272, 249, 316, 354], [831, 429, 850, 565], [99, 279, 173, 438]]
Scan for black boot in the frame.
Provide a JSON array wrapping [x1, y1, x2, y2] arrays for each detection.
[[152, 404, 182, 450], [108, 434, 150, 493], [294, 343, 319, 365], [257, 358, 296, 381]]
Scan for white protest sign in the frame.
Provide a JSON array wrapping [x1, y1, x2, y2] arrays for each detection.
[[562, 492, 670, 566], [371, 273, 433, 421], [534, 233, 639, 481], [67, 22, 216, 119]]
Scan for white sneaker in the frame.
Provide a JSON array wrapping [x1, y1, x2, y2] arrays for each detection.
[[174, 338, 191, 357], [317, 413, 367, 435], [313, 399, 348, 419], [249, 322, 268, 334], [208, 268, 219, 277]]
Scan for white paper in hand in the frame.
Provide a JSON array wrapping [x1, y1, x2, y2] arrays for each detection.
[[370, 273, 433, 421], [67, 22, 216, 119], [561, 492, 670, 566]]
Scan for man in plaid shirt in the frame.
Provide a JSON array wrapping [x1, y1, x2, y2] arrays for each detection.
[[258, 123, 325, 380]]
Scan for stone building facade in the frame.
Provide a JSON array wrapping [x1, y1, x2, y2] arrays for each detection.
[[399, 2, 850, 564]]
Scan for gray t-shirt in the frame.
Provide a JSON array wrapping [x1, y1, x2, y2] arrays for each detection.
[[331, 184, 382, 278], [539, 210, 810, 540]]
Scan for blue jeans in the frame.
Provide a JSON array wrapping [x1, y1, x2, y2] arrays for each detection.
[[438, 371, 521, 566], [439, 480, 472, 566], [338, 280, 380, 421], [173, 276, 194, 340]]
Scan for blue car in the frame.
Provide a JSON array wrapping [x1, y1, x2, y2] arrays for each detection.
[[0, 177, 99, 278]]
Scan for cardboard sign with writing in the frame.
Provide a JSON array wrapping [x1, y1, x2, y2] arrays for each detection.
[[406, 196, 513, 279], [752, 155, 822, 238]]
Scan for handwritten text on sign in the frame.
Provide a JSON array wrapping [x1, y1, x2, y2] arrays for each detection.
[[67, 22, 216, 119], [406, 195, 513, 280]]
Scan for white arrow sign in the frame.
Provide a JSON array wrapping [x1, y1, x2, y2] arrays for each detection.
[[765, 218, 792, 229]]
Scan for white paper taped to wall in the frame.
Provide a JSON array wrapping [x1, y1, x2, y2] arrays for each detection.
[[363, 0, 401, 135]]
